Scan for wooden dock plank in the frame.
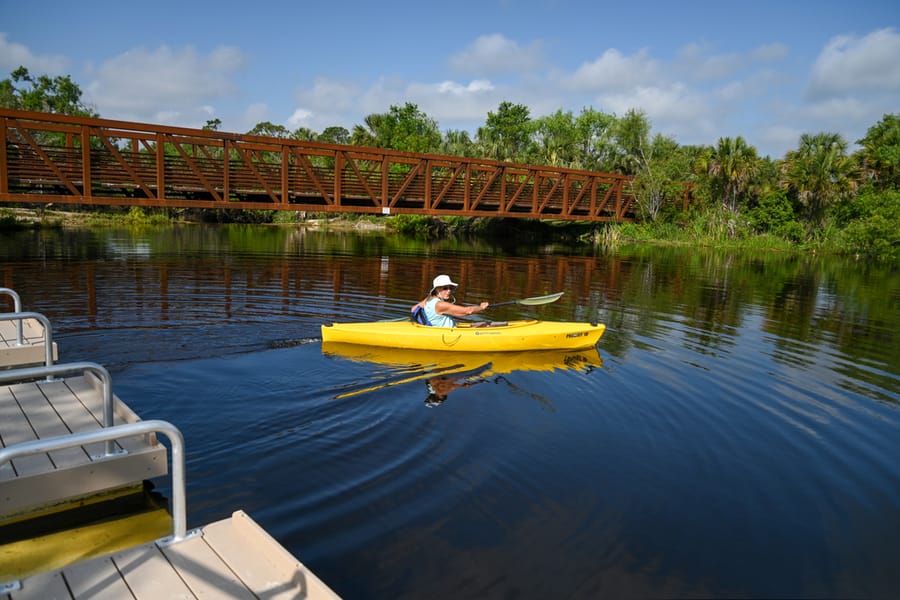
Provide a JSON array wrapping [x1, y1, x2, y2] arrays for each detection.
[[3, 570, 69, 600], [202, 511, 340, 599], [1, 376, 168, 522], [0, 386, 53, 479], [160, 534, 258, 599], [11, 382, 88, 469], [63, 377, 145, 455], [60, 555, 133, 600], [0, 318, 58, 368], [36, 379, 121, 458], [9, 512, 342, 600], [112, 544, 194, 599]]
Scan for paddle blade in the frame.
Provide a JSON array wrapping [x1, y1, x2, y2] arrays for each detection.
[[515, 291, 564, 306]]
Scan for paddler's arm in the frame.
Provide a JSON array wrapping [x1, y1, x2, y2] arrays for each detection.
[[438, 301, 489, 317]]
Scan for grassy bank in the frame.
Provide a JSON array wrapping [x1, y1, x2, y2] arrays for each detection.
[[2, 204, 895, 261]]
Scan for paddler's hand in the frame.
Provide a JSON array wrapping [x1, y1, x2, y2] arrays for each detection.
[[468, 301, 489, 315]]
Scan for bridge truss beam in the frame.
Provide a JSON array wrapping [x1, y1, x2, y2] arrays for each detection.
[[1, 109, 654, 222]]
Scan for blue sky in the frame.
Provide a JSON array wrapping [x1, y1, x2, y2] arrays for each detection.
[[2, 0, 898, 158]]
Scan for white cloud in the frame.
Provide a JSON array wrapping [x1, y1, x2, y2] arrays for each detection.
[[752, 42, 789, 62], [599, 83, 713, 132], [808, 27, 900, 99], [564, 48, 659, 92], [295, 77, 359, 114], [286, 107, 312, 129], [243, 103, 269, 128], [0, 33, 69, 73], [676, 43, 741, 81], [84, 45, 245, 126], [406, 79, 500, 122], [449, 33, 544, 75]]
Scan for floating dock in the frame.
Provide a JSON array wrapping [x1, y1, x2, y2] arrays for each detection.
[[1, 289, 341, 598]]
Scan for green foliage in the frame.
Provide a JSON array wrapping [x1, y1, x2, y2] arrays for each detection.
[[529, 109, 580, 167], [440, 129, 476, 157], [610, 109, 651, 175], [856, 113, 900, 189], [124, 206, 152, 226], [246, 121, 291, 138], [390, 214, 449, 238], [573, 107, 618, 171], [477, 101, 534, 161], [351, 103, 441, 153], [836, 188, 900, 260], [632, 134, 692, 223], [1, 67, 97, 116], [781, 132, 857, 229], [0, 210, 29, 231], [318, 126, 351, 145], [700, 136, 760, 214], [746, 189, 803, 241]]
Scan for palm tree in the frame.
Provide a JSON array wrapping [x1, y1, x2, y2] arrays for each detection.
[[440, 129, 475, 157], [781, 132, 857, 228], [351, 113, 388, 147], [707, 136, 759, 214]]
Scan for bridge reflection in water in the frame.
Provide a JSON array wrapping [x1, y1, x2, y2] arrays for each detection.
[[0, 233, 623, 338], [1, 108, 688, 222]]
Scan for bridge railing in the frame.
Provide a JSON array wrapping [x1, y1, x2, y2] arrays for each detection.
[[1, 108, 656, 222]]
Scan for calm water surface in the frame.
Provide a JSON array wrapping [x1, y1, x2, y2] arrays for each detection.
[[2, 225, 898, 599]]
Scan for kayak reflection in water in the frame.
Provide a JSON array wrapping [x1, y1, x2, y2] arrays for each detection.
[[412, 274, 489, 328]]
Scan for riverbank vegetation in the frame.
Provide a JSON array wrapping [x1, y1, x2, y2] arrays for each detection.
[[2, 67, 897, 260]]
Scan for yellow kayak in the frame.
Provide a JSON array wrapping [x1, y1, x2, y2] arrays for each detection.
[[320, 319, 605, 351]]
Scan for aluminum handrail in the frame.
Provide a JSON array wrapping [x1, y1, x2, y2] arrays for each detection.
[[0, 419, 188, 542], [0, 311, 53, 368], [0, 361, 116, 455], [0, 288, 24, 345]]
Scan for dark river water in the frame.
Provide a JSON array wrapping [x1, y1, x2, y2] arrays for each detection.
[[2, 224, 898, 599]]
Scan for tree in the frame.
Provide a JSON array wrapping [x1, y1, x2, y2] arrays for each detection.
[[246, 121, 290, 138], [856, 113, 900, 190], [705, 136, 760, 214], [318, 126, 351, 145], [0, 66, 97, 117], [384, 103, 442, 153], [573, 107, 617, 172], [476, 101, 533, 162], [610, 109, 651, 176], [631, 134, 688, 222], [440, 129, 476, 157], [350, 103, 440, 153], [351, 113, 386, 147], [530, 110, 579, 167], [781, 132, 857, 229]]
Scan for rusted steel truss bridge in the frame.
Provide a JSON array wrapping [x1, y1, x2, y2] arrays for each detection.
[[1, 108, 685, 222]]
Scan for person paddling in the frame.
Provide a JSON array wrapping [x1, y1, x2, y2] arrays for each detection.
[[412, 274, 489, 327]]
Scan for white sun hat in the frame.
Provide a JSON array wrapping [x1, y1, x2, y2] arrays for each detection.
[[432, 274, 458, 290]]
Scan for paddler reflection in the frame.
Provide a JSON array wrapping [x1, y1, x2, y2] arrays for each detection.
[[425, 370, 488, 407]]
